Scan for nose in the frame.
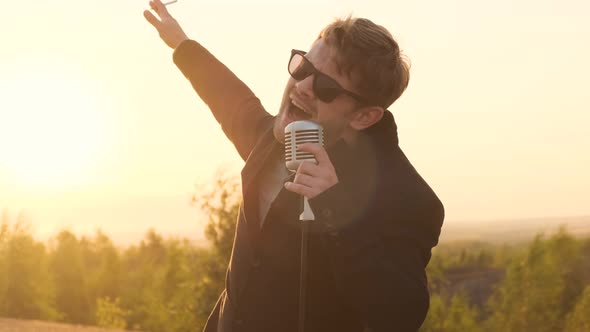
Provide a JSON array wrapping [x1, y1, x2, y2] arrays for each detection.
[[294, 74, 315, 100]]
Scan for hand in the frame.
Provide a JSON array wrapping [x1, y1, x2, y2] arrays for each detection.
[[143, 0, 189, 49], [284, 143, 339, 199]]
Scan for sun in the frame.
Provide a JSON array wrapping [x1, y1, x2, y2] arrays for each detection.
[[0, 70, 110, 190]]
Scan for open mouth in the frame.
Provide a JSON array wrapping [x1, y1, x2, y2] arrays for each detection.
[[288, 100, 313, 120]]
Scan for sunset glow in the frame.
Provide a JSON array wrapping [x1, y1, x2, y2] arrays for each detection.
[[0, 70, 110, 190], [0, 0, 588, 243]]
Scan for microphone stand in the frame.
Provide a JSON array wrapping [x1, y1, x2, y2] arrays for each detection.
[[299, 196, 315, 332], [284, 120, 323, 332]]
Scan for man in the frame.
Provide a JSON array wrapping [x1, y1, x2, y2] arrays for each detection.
[[144, 1, 444, 331]]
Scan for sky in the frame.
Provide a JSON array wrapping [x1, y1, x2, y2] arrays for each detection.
[[1, 0, 589, 244]]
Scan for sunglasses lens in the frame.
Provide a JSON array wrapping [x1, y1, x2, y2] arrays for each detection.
[[314, 74, 342, 102], [289, 54, 310, 81], [289, 51, 365, 104]]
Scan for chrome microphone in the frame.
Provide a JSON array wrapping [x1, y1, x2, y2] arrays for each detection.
[[284, 120, 324, 172], [284, 120, 324, 221]]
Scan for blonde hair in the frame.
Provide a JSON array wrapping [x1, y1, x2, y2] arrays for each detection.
[[318, 17, 410, 108]]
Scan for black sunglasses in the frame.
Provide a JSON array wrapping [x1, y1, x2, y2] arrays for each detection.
[[288, 49, 368, 104]]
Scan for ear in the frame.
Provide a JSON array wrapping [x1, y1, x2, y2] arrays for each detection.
[[349, 106, 385, 131]]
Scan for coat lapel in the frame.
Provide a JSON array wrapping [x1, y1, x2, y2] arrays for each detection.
[[240, 126, 282, 231]]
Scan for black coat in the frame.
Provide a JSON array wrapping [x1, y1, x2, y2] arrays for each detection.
[[173, 40, 445, 332]]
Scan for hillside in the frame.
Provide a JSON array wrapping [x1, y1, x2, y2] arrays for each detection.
[[440, 215, 590, 243]]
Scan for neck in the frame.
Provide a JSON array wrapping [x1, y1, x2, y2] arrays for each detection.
[[340, 129, 360, 147]]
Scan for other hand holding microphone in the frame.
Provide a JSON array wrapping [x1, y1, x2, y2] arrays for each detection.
[[284, 143, 339, 199], [143, 0, 189, 49], [284, 121, 338, 200]]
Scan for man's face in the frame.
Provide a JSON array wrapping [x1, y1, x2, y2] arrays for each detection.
[[273, 39, 363, 147]]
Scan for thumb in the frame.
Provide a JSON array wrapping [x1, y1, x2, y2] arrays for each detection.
[[143, 10, 162, 30]]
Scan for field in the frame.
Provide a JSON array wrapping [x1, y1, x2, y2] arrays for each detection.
[[0, 318, 132, 332], [440, 215, 590, 243]]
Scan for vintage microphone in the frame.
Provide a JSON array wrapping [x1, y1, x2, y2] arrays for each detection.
[[284, 120, 324, 332]]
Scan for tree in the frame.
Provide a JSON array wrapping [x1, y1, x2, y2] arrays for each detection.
[[420, 293, 482, 332], [486, 229, 583, 332], [193, 171, 240, 261], [120, 230, 219, 332], [564, 285, 590, 332], [96, 296, 128, 329], [419, 294, 445, 332], [443, 292, 482, 332], [0, 214, 59, 320], [80, 230, 122, 313], [190, 172, 241, 329], [120, 229, 169, 331], [50, 230, 92, 324]]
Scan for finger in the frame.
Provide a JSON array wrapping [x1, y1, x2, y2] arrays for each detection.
[[284, 181, 315, 198], [296, 150, 339, 188], [296, 160, 321, 176], [297, 143, 331, 165], [293, 172, 315, 187], [150, 0, 172, 19], [143, 10, 162, 29]]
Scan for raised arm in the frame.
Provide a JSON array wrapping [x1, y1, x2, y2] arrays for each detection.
[[144, 0, 273, 160]]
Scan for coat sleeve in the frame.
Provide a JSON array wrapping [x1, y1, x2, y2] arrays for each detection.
[[173, 40, 274, 161], [202, 291, 222, 332], [309, 182, 445, 332]]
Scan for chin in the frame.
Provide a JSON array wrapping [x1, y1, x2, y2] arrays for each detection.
[[274, 101, 314, 144]]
